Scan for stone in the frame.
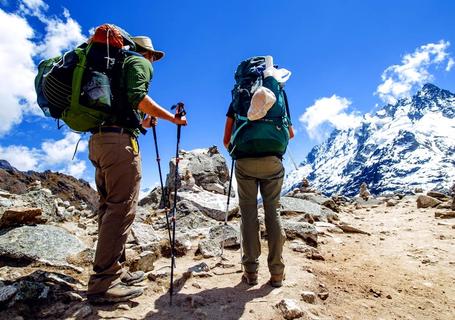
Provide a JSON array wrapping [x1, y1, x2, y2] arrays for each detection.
[[0, 225, 86, 265], [160, 233, 192, 257], [318, 291, 329, 300], [386, 199, 399, 207], [280, 196, 337, 222], [66, 248, 95, 266], [62, 291, 84, 302], [0, 207, 45, 227], [275, 299, 304, 320], [130, 222, 161, 246], [66, 304, 93, 319], [417, 195, 442, 208], [322, 199, 340, 213], [314, 221, 343, 234], [282, 220, 318, 247], [177, 190, 239, 221], [198, 239, 221, 258], [130, 250, 159, 272], [289, 241, 324, 260], [359, 182, 371, 200], [426, 191, 450, 200], [300, 291, 317, 304], [208, 224, 240, 247], [0, 284, 18, 303], [166, 148, 231, 195], [435, 211, 455, 219], [414, 188, 424, 193]]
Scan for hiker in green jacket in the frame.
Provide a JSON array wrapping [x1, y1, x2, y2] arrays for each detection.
[[87, 35, 187, 304], [223, 56, 294, 288]]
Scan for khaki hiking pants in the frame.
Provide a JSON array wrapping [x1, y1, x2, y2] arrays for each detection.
[[235, 156, 286, 275], [87, 132, 141, 295]]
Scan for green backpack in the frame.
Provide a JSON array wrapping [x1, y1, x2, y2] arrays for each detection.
[[228, 56, 291, 159], [34, 25, 144, 132]]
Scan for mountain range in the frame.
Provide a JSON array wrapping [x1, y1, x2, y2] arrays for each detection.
[[283, 83, 455, 196]]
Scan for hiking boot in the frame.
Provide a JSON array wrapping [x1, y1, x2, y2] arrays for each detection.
[[121, 270, 145, 285], [269, 273, 285, 288], [242, 271, 258, 285], [87, 283, 143, 304]]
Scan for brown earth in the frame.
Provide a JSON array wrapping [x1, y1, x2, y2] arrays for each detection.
[[0, 164, 98, 211], [1, 196, 454, 319]]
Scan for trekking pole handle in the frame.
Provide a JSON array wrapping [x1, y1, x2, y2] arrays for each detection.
[[171, 102, 186, 118]]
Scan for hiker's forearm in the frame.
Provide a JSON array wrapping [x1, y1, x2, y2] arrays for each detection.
[[223, 117, 234, 148], [138, 95, 175, 123]]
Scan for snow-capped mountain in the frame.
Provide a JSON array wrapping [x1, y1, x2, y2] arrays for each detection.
[[284, 83, 455, 196]]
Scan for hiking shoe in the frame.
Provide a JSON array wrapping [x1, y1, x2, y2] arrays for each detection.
[[269, 273, 285, 288], [242, 271, 258, 285], [121, 270, 145, 285], [87, 283, 143, 304]]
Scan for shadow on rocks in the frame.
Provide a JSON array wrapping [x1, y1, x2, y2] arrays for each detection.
[[144, 273, 275, 320]]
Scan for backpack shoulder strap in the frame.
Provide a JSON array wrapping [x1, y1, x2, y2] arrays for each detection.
[[282, 89, 292, 125]]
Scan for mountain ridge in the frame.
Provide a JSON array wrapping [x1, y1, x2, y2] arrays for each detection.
[[284, 83, 455, 196]]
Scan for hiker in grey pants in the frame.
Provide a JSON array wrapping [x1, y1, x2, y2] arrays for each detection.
[[236, 156, 286, 278]]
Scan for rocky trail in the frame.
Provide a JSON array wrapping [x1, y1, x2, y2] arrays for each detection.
[[0, 149, 454, 320]]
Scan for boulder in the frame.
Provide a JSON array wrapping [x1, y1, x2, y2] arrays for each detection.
[[280, 197, 337, 222], [177, 190, 239, 221], [165, 148, 231, 195], [197, 224, 240, 258], [281, 220, 318, 247], [427, 190, 450, 200], [130, 222, 161, 246], [0, 207, 46, 227], [0, 225, 86, 266], [417, 195, 442, 208]]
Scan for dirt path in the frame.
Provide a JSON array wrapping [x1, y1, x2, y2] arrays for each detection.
[[84, 196, 454, 320], [1, 196, 454, 319]]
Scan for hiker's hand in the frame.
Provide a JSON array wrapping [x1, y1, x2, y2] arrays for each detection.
[[142, 116, 157, 128], [173, 115, 187, 126]]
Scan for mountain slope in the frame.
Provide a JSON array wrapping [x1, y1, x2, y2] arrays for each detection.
[[284, 83, 455, 196]]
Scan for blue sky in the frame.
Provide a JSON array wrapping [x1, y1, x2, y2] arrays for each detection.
[[0, 0, 454, 192]]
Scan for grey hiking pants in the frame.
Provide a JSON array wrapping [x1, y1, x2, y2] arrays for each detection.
[[235, 156, 286, 275], [87, 132, 141, 295]]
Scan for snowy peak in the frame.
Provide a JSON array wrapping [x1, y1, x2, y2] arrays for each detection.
[[285, 84, 455, 196]]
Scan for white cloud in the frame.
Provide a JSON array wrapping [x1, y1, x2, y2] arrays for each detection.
[[0, 9, 37, 134], [64, 160, 86, 178], [446, 58, 454, 72], [0, 2, 86, 137], [34, 8, 86, 59], [0, 145, 40, 171], [299, 95, 362, 141], [41, 132, 87, 165], [376, 40, 453, 105], [0, 132, 88, 178]]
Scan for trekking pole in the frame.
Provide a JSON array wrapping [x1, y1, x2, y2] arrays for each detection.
[[287, 146, 299, 171], [169, 102, 186, 306], [150, 118, 172, 246], [220, 158, 235, 261]]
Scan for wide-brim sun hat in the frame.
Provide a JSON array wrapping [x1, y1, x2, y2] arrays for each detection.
[[131, 36, 165, 61]]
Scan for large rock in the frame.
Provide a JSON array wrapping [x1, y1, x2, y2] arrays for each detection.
[[280, 197, 337, 222], [129, 222, 161, 246], [0, 225, 86, 265], [197, 224, 240, 258], [0, 207, 45, 227], [165, 148, 232, 195], [282, 220, 318, 247], [417, 195, 442, 208], [426, 190, 450, 200], [177, 190, 239, 221]]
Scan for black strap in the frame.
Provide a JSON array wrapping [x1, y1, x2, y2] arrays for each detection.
[[282, 89, 292, 122]]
